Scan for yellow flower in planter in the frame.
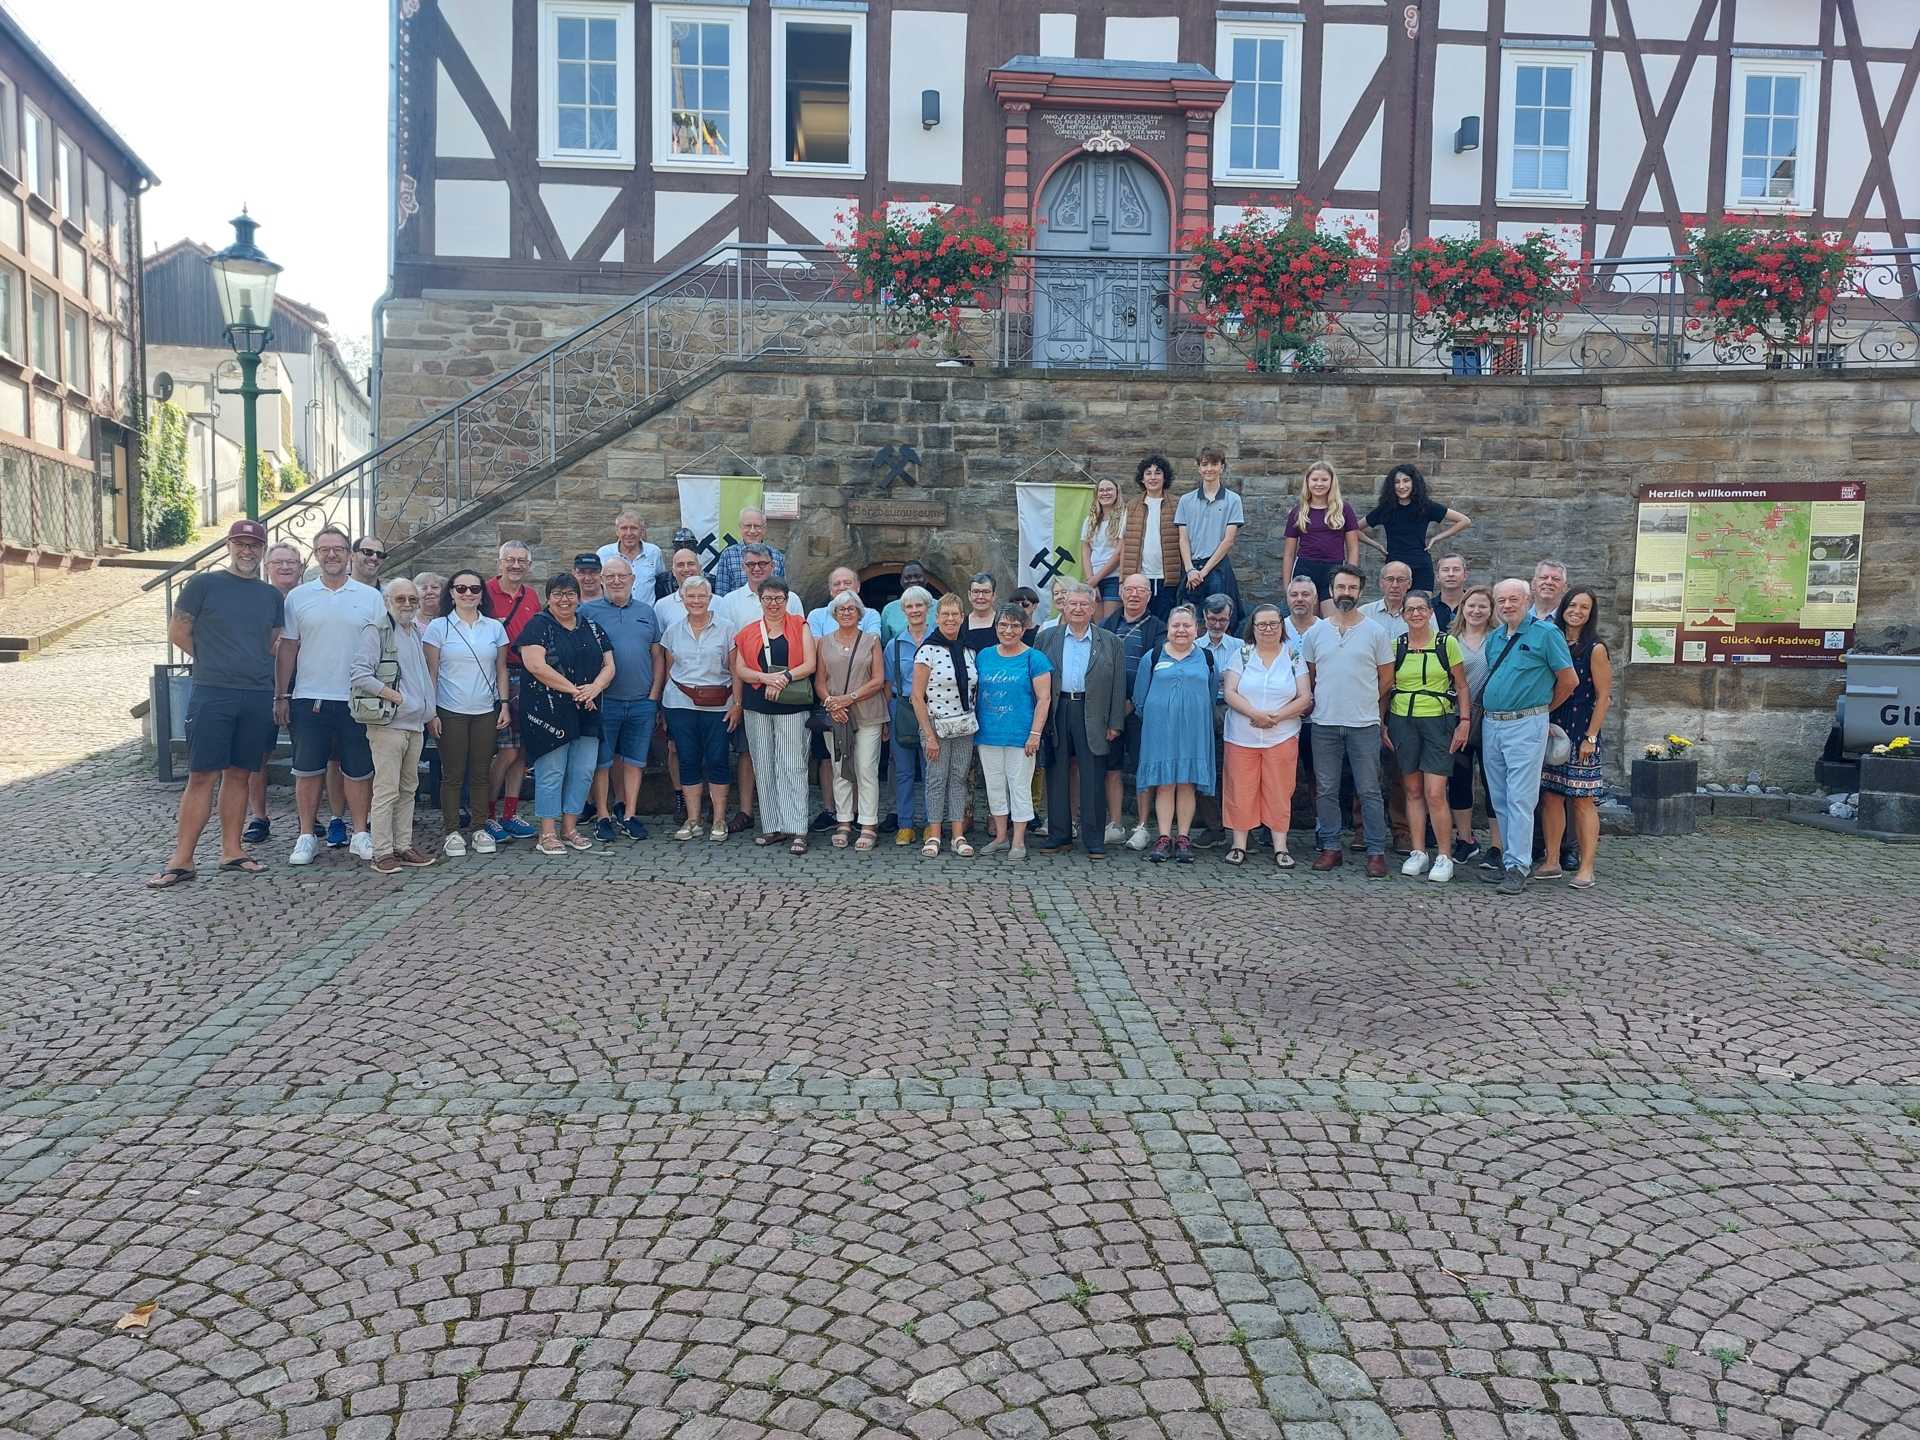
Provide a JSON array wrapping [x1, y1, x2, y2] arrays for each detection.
[[1890, 736, 1912, 751]]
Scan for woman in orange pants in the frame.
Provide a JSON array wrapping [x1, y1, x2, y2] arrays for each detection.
[[1220, 603, 1315, 868]]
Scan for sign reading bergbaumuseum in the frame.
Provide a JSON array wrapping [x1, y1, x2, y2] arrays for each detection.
[[1630, 480, 1864, 667]]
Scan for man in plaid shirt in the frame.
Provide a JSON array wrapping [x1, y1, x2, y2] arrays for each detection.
[[709, 508, 787, 596]]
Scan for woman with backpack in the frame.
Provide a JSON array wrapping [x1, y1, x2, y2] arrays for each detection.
[[1383, 590, 1472, 882], [1134, 604, 1218, 863], [350, 577, 436, 873]]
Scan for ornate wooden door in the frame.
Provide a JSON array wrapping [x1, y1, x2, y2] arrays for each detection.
[[1032, 154, 1170, 369]]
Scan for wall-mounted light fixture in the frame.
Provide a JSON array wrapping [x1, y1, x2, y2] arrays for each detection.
[[922, 89, 941, 129], [1454, 115, 1481, 153]]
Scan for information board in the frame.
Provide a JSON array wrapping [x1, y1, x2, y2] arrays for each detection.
[[1630, 481, 1864, 666]]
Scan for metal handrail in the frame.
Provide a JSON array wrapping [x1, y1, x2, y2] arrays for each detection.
[[144, 241, 1920, 602]]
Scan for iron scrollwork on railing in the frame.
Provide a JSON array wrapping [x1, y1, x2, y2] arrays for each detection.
[[148, 243, 1920, 625]]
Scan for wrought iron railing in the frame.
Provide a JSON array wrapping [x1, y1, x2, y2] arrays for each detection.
[[0, 440, 101, 558], [1005, 249, 1920, 375], [146, 243, 1920, 613]]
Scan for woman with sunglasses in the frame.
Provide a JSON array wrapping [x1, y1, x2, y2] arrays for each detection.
[[423, 570, 512, 857], [517, 574, 616, 855], [351, 578, 436, 873]]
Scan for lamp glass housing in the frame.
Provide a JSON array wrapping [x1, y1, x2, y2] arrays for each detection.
[[209, 213, 282, 334]]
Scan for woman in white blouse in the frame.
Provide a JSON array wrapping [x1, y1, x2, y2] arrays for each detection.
[[423, 568, 512, 857], [911, 593, 981, 858], [1221, 603, 1315, 868]]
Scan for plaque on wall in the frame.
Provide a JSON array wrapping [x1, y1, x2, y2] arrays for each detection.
[[846, 499, 949, 526], [1042, 113, 1169, 147]]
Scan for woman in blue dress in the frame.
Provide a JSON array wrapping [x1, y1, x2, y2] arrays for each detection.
[[1134, 604, 1218, 863]]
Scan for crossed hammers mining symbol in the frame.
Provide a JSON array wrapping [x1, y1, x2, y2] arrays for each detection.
[[872, 444, 920, 491], [1030, 546, 1077, 588], [696, 531, 734, 574]]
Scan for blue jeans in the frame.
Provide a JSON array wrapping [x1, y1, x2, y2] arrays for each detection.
[[533, 736, 599, 820], [1481, 711, 1550, 875], [1312, 723, 1386, 854], [596, 696, 657, 769], [891, 696, 925, 825]]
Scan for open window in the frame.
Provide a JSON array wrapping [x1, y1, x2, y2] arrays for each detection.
[[539, 0, 636, 165], [653, 4, 748, 170], [772, 8, 865, 175]]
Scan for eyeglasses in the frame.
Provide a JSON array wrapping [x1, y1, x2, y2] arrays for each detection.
[[1016, 598, 1037, 607], [451, 583, 483, 595], [357, 548, 388, 559], [392, 596, 420, 606], [1253, 621, 1282, 629]]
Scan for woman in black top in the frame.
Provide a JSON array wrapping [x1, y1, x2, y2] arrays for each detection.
[[1361, 463, 1470, 594], [517, 573, 614, 856]]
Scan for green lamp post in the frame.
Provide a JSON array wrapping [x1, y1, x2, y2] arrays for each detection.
[[208, 211, 283, 520]]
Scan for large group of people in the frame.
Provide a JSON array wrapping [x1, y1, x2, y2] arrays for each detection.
[[154, 461, 1613, 896]]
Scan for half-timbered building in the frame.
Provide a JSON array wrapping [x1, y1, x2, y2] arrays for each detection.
[[392, 0, 1919, 297]]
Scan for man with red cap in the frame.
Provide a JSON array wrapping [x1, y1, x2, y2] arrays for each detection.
[[149, 520, 285, 887]]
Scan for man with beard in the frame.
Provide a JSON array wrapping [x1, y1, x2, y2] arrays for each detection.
[[1303, 564, 1395, 878]]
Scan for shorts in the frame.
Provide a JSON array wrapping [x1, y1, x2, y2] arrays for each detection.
[[730, 719, 752, 756], [495, 672, 524, 751], [810, 726, 831, 763], [664, 706, 732, 786], [185, 686, 275, 774], [1386, 710, 1460, 777], [289, 698, 375, 780], [596, 696, 658, 769], [1095, 574, 1121, 602], [1106, 710, 1145, 774]]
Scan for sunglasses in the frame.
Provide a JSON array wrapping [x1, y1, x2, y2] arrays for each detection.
[[357, 548, 388, 559], [1016, 598, 1037, 607], [451, 584, 482, 594]]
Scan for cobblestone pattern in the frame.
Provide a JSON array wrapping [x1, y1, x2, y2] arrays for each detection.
[[1, 604, 1918, 1440]]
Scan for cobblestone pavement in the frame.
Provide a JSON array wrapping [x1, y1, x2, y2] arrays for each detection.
[[1, 600, 1916, 1440]]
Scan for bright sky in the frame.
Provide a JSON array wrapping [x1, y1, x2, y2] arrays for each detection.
[[8, 0, 388, 346]]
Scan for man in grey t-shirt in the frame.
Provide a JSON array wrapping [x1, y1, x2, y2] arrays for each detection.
[[1300, 564, 1395, 876], [150, 520, 285, 888]]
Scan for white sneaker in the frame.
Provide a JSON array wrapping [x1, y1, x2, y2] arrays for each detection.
[[349, 831, 374, 861], [1401, 850, 1430, 877], [1103, 822, 1128, 843], [1428, 853, 1454, 883], [471, 828, 496, 854], [289, 834, 319, 866], [1127, 824, 1150, 851], [442, 832, 467, 858]]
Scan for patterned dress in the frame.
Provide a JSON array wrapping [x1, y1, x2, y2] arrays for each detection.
[[1542, 640, 1606, 798]]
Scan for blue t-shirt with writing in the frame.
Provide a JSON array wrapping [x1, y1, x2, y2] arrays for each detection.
[[974, 646, 1054, 748]]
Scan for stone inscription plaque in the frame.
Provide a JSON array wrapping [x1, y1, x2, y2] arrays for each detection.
[[1042, 112, 1168, 144], [846, 498, 949, 526]]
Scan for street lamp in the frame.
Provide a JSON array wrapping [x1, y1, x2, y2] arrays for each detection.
[[208, 210, 282, 520]]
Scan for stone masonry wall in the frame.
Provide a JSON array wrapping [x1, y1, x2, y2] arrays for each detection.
[[378, 299, 1920, 788]]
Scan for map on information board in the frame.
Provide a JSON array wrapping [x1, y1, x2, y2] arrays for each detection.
[[1630, 481, 1864, 666]]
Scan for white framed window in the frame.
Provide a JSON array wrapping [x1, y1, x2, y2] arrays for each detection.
[[0, 73, 16, 183], [1213, 20, 1304, 184], [29, 284, 53, 375], [1496, 48, 1590, 203], [22, 104, 49, 201], [62, 306, 85, 393], [539, 0, 635, 166], [0, 260, 18, 361], [653, 4, 748, 171], [56, 136, 80, 217], [771, 9, 866, 175], [1728, 57, 1819, 211]]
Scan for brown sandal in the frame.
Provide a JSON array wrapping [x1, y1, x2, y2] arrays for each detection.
[[789, 836, 809, 855]]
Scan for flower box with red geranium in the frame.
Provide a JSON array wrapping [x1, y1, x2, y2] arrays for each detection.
[[1679, 219, 1863, 359], [840, 203, 1029, 346], [1183, 207, 1377, 372], [1395, 231, 1582, 352]]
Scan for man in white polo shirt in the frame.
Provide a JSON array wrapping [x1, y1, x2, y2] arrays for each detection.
[[275, 526, 384, 864]]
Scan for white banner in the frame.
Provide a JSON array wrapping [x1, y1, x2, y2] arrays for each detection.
[[676, 475, 764, 573], [1016, 482, 1095, 619]]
